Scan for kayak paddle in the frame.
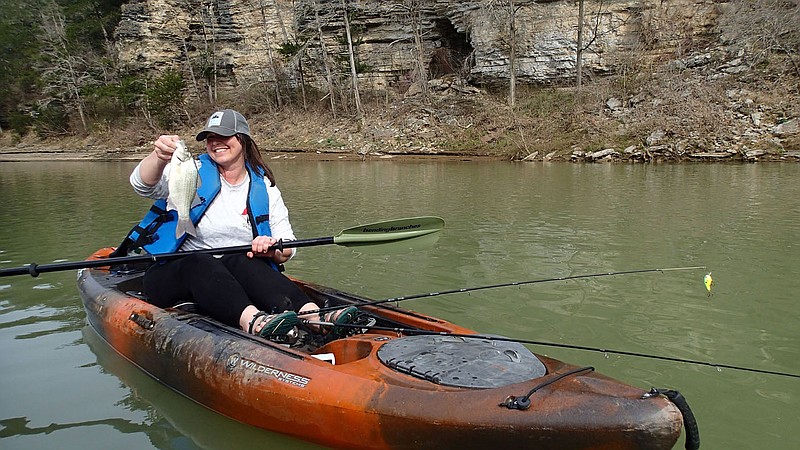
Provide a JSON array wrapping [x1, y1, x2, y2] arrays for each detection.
[[0, 216, 444, 277]]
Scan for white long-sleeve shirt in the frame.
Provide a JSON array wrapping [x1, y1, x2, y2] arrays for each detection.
[[130, 161, 296, 253]]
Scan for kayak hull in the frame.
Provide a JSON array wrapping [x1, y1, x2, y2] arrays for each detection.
[[78, 248, 683, 449]]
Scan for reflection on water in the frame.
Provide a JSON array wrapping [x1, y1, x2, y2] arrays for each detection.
[[1, 160, 798, 449], [81, 326, 325, 450]]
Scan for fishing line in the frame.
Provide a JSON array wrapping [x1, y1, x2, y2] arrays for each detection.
[[306, 265, 799, 379], [312, 266, 708, 314], [305, 320, 800, 379]]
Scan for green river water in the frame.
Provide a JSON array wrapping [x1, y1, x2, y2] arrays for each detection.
[[1, 159, 798, 449]]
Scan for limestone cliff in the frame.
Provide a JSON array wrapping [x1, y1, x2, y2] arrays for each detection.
[[115, 0, 726, 93]]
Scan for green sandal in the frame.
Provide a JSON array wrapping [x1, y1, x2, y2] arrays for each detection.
[[249, 311, 298, 337], [322, 306, 360, 338]]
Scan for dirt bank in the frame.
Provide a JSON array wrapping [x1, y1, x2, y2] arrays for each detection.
[[2, 76, 798, 163]]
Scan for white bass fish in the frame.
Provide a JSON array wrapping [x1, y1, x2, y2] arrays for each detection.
[[167, 140, 200, 238]]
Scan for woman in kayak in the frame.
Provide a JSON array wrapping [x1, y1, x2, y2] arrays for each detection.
[[127, 109, 358, 339]]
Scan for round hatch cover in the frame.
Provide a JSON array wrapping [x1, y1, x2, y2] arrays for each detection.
[[377, 334, 546, 388]]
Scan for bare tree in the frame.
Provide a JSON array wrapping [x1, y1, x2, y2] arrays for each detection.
[[273, 0, 309, 107], [272, 0, 290, 42], [508, 0, 518, 107], [575, 0, 606, 91], [576, 0, 585, 91], [181, 36, 201, 100], [719, 0, 800, 78], [256, 0, 285, 108], [393, 0, 429, 100], [39, 2, 89, 132], [91, 0, 116, 84], [312, 0, 337, 117], [199, 3, 219, 103], [341, 0, 364, 121], [482, 0, 528, 107], [278, 39, 313, 110], [173, 6, 201, 101]]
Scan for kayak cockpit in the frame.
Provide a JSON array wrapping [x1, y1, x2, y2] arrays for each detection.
[[93, 266, 554, 390]]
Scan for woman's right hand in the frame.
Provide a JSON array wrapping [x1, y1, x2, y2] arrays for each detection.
[[139, 135, 181, 186], [153, 135, 181, 162]]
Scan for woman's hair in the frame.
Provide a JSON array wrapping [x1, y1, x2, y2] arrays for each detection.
[[236, 133, 276, 186]]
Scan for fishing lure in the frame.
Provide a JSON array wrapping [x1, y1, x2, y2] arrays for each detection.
[[704, 272, 713, 297]]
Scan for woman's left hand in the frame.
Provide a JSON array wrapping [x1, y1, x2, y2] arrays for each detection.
[[248, 236, 291, 263]]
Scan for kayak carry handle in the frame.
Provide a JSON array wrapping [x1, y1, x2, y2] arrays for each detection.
[[643, 388, 700, 450], [499, 366, 595, 411]]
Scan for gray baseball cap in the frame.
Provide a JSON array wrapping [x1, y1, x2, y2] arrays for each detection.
[[195, 109, 251, 141]]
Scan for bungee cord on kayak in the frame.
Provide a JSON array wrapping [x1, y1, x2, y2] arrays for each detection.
[[306, 320, 800, 379], [500, 366, 596, 410]]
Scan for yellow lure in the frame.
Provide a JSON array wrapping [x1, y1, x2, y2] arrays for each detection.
[[704, 272, 713, 296]]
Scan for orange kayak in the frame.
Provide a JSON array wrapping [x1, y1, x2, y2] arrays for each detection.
[[78, 248, 692, 449]]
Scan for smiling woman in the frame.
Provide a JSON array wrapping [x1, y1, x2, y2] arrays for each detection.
[[195, 109, 275, 187]]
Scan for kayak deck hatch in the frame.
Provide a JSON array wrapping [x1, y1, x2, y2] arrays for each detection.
[[377, 334, 547, 388]]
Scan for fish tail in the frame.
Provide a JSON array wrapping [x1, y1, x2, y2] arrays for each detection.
[[175, 218, 197, 238]]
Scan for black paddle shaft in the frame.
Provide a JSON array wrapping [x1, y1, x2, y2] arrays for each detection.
[[0, 237, 335, 277]]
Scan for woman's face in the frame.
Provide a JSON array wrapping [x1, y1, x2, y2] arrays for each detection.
[[205, 133, 244, 168]]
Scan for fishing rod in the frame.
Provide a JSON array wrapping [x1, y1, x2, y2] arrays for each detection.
[[305, 320, 800, 379], [311, 266, 708, 315]]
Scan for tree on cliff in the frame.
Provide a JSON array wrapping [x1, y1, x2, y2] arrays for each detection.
[[293, 0, 373, 119], [576, 0, 586, 91], [719, 0, 800, 80], [38, 2, 91, 133], [391, 1, 430, 101], [341, 0, 364, 121], [482, 0, 532, 107], [311, 0, 337, 118]]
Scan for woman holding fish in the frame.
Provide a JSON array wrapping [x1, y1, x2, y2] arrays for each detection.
[[126, 109, 359, 338]]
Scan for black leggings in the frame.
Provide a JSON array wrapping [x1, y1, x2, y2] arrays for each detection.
[[142, 253, 311, 328]]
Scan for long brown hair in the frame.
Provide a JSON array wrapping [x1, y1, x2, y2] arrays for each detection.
[[236, 134, 276, 186]]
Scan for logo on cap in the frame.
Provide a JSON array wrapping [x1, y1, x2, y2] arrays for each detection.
[[207, 111, 224, 127]]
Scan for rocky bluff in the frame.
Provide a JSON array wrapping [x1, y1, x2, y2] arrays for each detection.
[[115, 0, 722, 91]]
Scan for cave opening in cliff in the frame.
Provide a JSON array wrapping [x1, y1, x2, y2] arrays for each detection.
[[430, 19, 473, 79]]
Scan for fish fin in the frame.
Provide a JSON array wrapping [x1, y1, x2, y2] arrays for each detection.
[[190, 193, 202, 208], [175, 218, 197, 238], [191, 159, 202, 187]]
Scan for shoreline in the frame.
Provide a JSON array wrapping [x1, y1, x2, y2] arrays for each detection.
[[0, 147, 506, 163], [3, 145, 800, 163]]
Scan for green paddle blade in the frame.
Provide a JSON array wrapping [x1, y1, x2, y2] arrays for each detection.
[[343, 228, 443, 255], [333, 216, 444, 246]]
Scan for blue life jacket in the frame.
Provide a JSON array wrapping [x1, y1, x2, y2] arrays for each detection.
[[117, 154, 274, 261]]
